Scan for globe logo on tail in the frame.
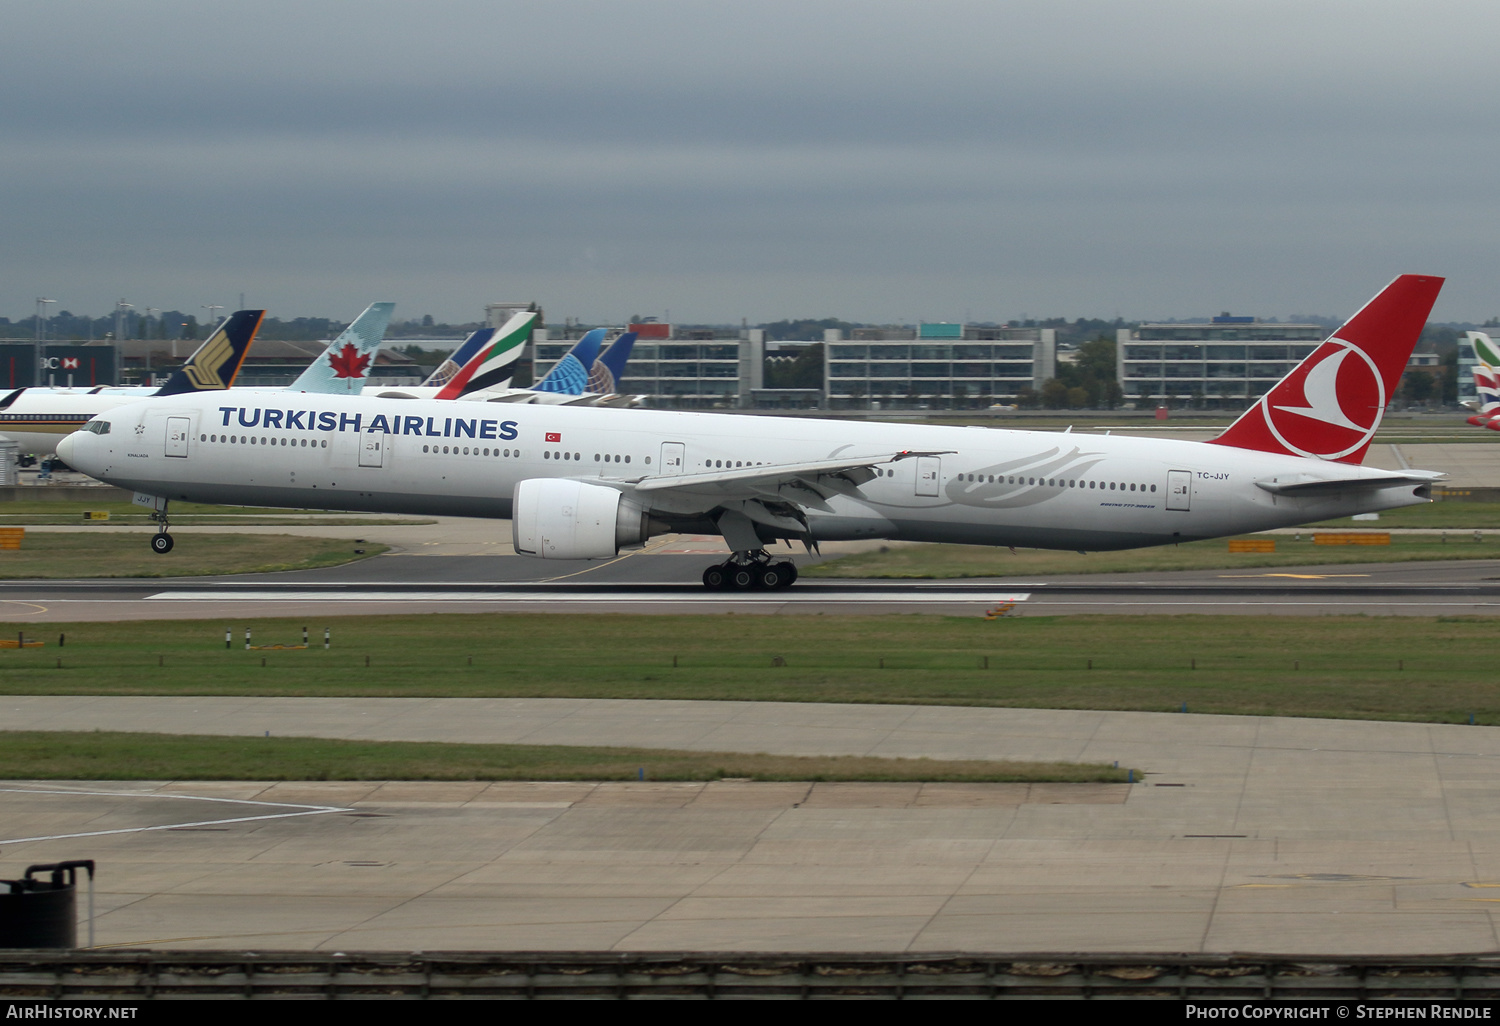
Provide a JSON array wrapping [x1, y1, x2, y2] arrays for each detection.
[[1261, 338, 1384, 460]]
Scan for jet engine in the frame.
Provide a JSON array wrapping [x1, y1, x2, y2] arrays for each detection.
[[512, 478, 654, 559]]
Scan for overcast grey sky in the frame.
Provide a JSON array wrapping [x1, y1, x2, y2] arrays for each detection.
[[3, 1, 1496, 326]]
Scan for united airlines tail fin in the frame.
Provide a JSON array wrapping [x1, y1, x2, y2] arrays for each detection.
[[587, 331, 637, 394], [420, 327, 495, 388], [153, 309, 265, 396], [1208, 274, 1444, 464], [286, 302, 396, 394], [434, 311, 537, 399], [534, 329, 606, 394]]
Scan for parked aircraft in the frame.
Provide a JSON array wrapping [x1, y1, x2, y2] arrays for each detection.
[[57, 275, 1445, 585], [1464, 332, 1500, 430], [283, 302, 395, 394], [373, 321, 642, 407], [587, 332, 638, 395], [416, 327, 495, 390], [0, 309, 266, 456], [372, 311, 537, 400], [0, 303, 394, 456]]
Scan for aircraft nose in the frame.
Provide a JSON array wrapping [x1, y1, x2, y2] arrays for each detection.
[[55, 432, 78, 467]]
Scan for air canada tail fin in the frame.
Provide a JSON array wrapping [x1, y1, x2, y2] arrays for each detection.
[[534, 328, 606, 394], [153, 309, 265, 396], [1208, 274, 1443, 464], [434, 310, 537, 399], [287, 302, 395, 394], [588, 331, 637, 394]]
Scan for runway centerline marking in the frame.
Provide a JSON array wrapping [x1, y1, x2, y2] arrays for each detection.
[[0, 786, 352, 844]]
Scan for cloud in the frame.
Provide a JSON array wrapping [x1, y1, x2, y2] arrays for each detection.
[[2, 1, 1498, 322]]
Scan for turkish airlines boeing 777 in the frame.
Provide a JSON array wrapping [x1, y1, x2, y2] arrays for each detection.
[[57, 275, 1444, 587]]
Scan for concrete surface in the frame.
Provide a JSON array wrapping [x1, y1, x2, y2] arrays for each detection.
[[5, 698, 1500, 953]]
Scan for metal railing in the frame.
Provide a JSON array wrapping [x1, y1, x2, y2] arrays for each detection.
[[4, 952, 1500, 999]]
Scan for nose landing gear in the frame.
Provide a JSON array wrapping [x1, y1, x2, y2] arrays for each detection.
[[702, 550, 798, 589], [150, 500, 173, 554]]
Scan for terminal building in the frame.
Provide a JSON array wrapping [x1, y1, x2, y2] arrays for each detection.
[[531, 322, 741, 408], [1115, 316, 1325, 409], [821, 324, 1056, 410], [533, 322, 1059, 410]]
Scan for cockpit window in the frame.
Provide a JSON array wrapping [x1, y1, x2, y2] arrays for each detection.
[[84, 420, 110, 435]]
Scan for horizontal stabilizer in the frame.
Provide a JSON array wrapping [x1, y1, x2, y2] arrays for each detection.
[[1255, 469, 1444, 496]]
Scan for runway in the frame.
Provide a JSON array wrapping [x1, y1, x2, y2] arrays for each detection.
[[8, 697, 1500, 954], [0, 553, 1497, 619]]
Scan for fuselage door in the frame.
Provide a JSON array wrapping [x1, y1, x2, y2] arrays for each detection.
[[1167, 469, 1192, 511], [915, 455, 941, 497], [660, 442, 685, 476], [165, 416, 191, 458], [359, 429, 386, 468]]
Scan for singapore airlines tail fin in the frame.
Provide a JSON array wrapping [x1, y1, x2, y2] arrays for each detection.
[[533, 329, 606, 394], [433, 311, 537, 399], [588, 331, 638, 394], [286, 302, 396, 394], [153, 309, 266, 396], [420, 327, 495, 389], [1208, 274, 1443, 465]]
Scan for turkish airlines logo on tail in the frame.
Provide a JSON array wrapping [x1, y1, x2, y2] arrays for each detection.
[[1261, 338, 1384, 460]]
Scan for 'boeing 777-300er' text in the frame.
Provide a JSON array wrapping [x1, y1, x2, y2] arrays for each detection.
[[58, 275, 1445, 586]]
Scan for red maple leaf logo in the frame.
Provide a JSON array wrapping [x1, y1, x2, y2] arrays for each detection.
[[328, 343, 370, 379]]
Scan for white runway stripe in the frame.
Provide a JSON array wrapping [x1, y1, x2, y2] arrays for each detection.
[[0, 787, 351, 844], [145, 589, 1033, 604]]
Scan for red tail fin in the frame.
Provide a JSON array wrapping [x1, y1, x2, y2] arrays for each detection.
[[1208, 274, 1444, 464]]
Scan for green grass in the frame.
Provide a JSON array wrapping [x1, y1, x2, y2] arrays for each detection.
[[804, 532, 1499, 579], [0, 499, 430, 526], [0, 731, 1128, 782], [1306, 502, 1500, 529], [5, 613, 1500, 725], [0, 532, 386, 578]]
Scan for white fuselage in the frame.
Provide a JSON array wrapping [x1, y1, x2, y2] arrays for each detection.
[[57, 392, 1430, 552], [0, 388, 160, 455]]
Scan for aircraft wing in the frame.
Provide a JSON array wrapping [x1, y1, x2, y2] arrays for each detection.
[[632, 450, 948, 511], [1255, 469, 1444, 496]]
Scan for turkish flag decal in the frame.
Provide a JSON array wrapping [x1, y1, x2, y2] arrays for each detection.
[[545, 432, 561, 443]]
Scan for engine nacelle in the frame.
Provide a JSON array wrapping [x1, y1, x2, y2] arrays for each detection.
[[511, 478, 651, 559]]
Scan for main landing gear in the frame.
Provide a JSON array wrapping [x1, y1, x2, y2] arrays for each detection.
[[702, 551, 797, 589], [150, 500, 174, 554]]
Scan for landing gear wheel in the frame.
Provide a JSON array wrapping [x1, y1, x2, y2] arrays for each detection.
[[702, 565, 728, 589], [729, 565, 757, 589], [151, 533, 174, 555], [760, 561, 796, 588]]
